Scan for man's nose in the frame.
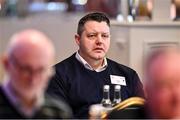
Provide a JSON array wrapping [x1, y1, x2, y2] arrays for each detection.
[[28, 70, 42, 80], [28, 72, 42, 84], [96, 34, 103, 44]]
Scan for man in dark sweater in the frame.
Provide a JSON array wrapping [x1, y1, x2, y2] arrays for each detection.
[[47, 12, 145, 118], [0, 29, 72, 119]]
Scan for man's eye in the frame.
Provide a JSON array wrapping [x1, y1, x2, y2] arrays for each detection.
[[87, 34, 96, 38], [102, 34, 109, 38]]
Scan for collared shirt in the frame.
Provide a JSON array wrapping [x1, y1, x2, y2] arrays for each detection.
[[2, 79, 44, 117], [75, 51, 108, 72]]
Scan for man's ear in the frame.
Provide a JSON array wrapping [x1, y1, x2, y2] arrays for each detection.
[[75, 34, 81, 46], [1, 54, 9, 71]]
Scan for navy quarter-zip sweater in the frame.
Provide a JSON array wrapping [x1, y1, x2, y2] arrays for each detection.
[[47, 53, 144, 118]]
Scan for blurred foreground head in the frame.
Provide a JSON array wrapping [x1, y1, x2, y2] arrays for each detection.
[[145, 48, 180, 119], [2, 29, 55, 100]]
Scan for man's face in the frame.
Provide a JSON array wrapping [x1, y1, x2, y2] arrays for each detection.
[[76, 21, 110, 61], [6, 47, 53, 98], [147, 54, 180, 118]]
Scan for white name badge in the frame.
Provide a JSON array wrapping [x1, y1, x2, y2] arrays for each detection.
[[110, 75, 126, 86]]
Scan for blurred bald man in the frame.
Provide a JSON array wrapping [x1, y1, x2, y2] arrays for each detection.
[[0, 29, 72, 119], [145, 48, 180, 119]]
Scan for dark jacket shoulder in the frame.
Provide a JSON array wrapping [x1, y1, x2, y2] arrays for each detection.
[[106, 58, 137, 74], [54, 53, 77, 70]]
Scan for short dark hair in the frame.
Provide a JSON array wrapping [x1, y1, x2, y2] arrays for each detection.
[[77, 12, 110, 36]]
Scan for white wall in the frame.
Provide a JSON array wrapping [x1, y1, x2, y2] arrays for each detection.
[[111, 21, 180, 81], [0, 13, 80, 62]]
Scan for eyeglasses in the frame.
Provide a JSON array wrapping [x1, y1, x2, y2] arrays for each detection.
[[9, 54, 54, 78]]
